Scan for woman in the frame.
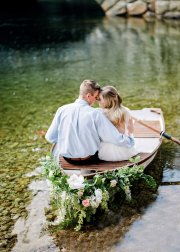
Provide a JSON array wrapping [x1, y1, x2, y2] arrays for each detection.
[[98, 86, 139, 161]]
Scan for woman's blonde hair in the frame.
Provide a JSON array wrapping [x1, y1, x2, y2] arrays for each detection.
[[100, 86, 130, 129]]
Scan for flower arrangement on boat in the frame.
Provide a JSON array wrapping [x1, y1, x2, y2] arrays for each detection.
[[42, 156, 156, 231]]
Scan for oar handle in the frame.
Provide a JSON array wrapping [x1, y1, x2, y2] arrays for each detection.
[[161, 131, 180, 145]]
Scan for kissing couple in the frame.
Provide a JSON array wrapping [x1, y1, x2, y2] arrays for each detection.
[[45, 80, 139, 165]]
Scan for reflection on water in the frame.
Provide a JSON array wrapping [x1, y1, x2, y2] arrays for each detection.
[[0, 14, 180, 251], [54, 212, 141, 252], [1, 18, 179, 133], [112, 186, 180, 252], [162, 143, 180, 183]]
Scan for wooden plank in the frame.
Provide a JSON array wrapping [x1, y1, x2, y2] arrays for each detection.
[[133, 120, 161, 137], [60, 153, 150, 171]]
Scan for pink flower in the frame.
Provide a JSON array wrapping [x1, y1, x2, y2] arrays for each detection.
[[82, 199, 90, 207]]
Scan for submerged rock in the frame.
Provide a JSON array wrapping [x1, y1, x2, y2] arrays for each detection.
[[11, 179, 59, 252]]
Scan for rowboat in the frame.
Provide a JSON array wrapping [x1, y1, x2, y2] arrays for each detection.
[[58, 108, 165, 177]]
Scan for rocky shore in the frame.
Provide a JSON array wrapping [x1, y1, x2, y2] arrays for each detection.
[[97, 0, 180, 19]]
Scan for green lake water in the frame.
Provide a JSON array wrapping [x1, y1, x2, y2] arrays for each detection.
[[0, 13, 180, 251]]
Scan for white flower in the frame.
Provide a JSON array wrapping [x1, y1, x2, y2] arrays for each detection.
[[90, 196, 99, 208], [46, 155, 51, 160], [110, 179, 117, 187], [95, 189, 102, 204], [90, 189, 103, 208], [48, 170, 54, 178], [67, 174, 85, 190]]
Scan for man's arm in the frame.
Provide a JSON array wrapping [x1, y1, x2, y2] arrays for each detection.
[[45, 109, 60, 144], [127, 117, 134, 137], [95, 111, 135, 148]]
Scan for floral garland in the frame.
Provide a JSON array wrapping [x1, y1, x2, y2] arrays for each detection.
[[42, 156, 156, 231]]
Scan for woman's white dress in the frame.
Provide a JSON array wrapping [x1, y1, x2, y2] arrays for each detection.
[[98, 141, 139, 162]]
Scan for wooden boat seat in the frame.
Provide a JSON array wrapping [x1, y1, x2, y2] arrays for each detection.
[[60, 152, 150, 172], [133, 120, 161, 137]]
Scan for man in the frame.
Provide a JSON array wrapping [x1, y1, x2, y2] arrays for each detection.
[[45, 80, 135, 164]]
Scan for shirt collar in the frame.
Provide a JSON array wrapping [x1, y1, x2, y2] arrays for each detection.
[[75, 98, 89, 106]]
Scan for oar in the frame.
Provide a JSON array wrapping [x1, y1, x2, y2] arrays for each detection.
[[132, 116, 180, 145]]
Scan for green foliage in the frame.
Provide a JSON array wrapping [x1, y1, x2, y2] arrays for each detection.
[[41, 156, 156, 231]]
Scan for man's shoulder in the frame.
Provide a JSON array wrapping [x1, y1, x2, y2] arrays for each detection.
[[90, 108, 106, 119], [59, 102, 75, 109], [93, 107, 104, 114], [56, 102, 74, 113]]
